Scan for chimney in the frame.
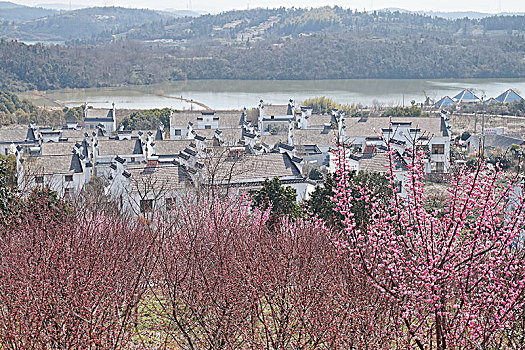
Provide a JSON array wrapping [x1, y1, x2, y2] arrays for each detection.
[[258, 100, 264, 131], [214, 129, 223, 145], [287, 99, 295, 115], [186, 122, 195, 140], [15, 145, 24, 189], [287, 119, 294, 147], [111, 102, 116, 132], [156, 123, 164, 141]]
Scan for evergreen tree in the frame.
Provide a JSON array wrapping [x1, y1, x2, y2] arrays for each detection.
[[252, 177, 300, 225]]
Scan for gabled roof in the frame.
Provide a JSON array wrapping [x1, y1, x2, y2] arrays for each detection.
[[97, 140, 136, 156], [85, 108, 114, 122], [127, 164, 190, 193], [69, 153, 83, 173], [133, 139, 144, 155], [262, 104, 289, 117], [495, 89, 524, 103], [0, 126, 29, 142], [453, 89, 480, 103], [40, 142, 77, 156], [470, 134, 524, 151], [434, 96, 455, 108], [153, 140, 192, 157], [202, 152, 302, 186], [24, 155, 78, 175], [170, 110, 244, 129]]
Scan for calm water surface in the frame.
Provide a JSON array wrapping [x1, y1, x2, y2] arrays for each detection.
[[31, 78, 525, 110]]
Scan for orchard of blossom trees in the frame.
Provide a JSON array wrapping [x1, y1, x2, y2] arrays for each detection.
[[0, 141, 524, 349]]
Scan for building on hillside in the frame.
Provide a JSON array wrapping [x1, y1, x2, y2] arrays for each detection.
[[169, 110, 244, 139], [466, 134, 524, 155], [494, 89, 524, 103], [333, 116, 452, 174], [453, 89, 480, 104], [434, 96, 455, 109], [84, 103, 117, 132], [17, 151, 90, 198]]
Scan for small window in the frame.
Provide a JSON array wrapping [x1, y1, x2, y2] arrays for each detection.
[[205, 125, 212, 129], [65, 175, 73, 182], [35, 176, 44, 184], [140, 199, 154, 213], [431, 144, 445, 155], [174, 129, 182, 136]]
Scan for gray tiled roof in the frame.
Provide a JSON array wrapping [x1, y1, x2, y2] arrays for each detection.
[[85, 108, 113, 121], [40, 142, 77, 155], [471, 134, 524, 151], [306, 114, 334, 128], [262, 105, 289, 117], [23, 155, 76, 175], [154, 140, 193, 156], [259, 134, 287, 148], [196, 128, 243, 143], [360, 152, 389, 174], [97, 140, 136, 156], [61, 129, 90, 141], [128, 164, 189, 193], [293, 129, 338, 148], [203, 152, 302, 185], [0, 126, 28, 142], [345, 117, 445, 137], [170, 110, 243, 128]]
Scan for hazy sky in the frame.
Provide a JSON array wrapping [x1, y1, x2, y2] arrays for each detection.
[[21, 0, 525, 14]]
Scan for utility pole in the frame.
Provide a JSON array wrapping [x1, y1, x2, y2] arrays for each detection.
[[474, 113, 477, 135], [481, 113, 486, 156]]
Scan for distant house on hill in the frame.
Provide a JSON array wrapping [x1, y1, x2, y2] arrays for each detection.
[[434, 96, 455, 108], [467, 134, 524, 154], [453, 89, 480, 104], [169, 110, 244, 140], [84, 103, 117, 132], [494, 89, 524, 103]]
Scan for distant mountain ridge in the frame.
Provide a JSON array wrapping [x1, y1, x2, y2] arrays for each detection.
[[0, 1, 56, 22], [35, 3, 89, 11], [0, 5, 523, 91], [379, 8, 525, 19], [0, 6, 176, 41]]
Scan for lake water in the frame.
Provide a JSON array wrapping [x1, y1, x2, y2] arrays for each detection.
[[26, 78, 525, 110]]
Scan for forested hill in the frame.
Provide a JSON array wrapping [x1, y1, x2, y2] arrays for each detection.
[[0, 6, 523, 91], [0, 6, 175, 41], [102, 7, 525, 44], [0, 2, 56, 22]]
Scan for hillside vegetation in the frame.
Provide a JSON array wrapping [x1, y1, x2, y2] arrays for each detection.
[[0, 6, 523, 90], [0, 6, 174, 41], [0, 1, 56, 23]]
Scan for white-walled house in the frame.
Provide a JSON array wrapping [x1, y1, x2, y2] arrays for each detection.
[[84, 104, 117, 132], [170, 110, 244, 140], [17, 152, 89, 198]]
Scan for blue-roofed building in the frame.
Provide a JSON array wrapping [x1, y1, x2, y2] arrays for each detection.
[[495, 89, 524, 103], [434, 96, 455, 108], [453, 89, 480, 104]]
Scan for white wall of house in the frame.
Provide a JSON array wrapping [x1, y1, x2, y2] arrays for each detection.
[[21, 172, 86, 198]]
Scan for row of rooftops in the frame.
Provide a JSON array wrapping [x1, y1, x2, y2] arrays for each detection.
[[4, 97, 454, 193], [435, 89, 524, 108]]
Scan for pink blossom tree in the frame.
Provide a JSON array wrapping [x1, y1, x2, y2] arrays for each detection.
[[333, 143, 525, 349], [0, 188, 156, 349]]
